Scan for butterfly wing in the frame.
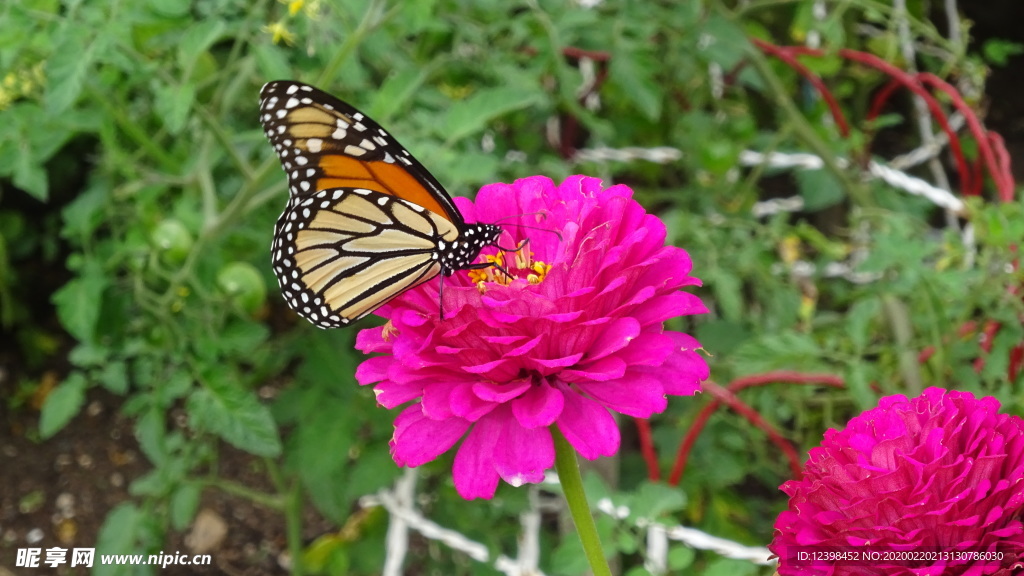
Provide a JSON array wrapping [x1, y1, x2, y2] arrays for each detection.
[[258, 80, 464, 226], [272, 187, 460, 328]]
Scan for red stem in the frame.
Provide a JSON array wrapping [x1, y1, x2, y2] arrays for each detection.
[[634, 418, 661, 482], [866, 77, 972, 194], [753, 40, 851, 137], [667, 373, 845, 486], [753, 39, 1018, 200], [917, 72, 1015, 200]]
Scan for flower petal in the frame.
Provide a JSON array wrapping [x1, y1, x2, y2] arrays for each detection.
[[556, 389, 619, 460], [577, 372, 667, 417], [494, 413, 553, 487], [391, 406, 469, 467], [452, 417, 501, 499], [512, 383, 565, 428]]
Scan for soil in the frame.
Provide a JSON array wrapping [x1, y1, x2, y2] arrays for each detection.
[[0, 387, 333, 575], [1, 9, 1023, 576]]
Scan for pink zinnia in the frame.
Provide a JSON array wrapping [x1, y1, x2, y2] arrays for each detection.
[[770, 387, 1024, 575], [355, 175, 708, 499]]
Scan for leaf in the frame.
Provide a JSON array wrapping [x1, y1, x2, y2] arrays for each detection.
[[169, 483, 201, 531], [61, 179, 110, 239], [796, 168, 844, 211], [46, 31, 105, 113], [135, 408, 168, 466], [40, 371, 87, 439], [706, 269, 744, 322], [177, 20, 226, 72], [370, 67, 431, 123], [218, 320, 270, 356], [155, 82, 196, 134], [630, 482, 686, 519], [187, 367, 281, 457], [254, 43, 292, 82], [609, 51, 661, 121], [698, 15, 750, 69], [92, 503, 143, 576], [845, 296, 880, 352], [147, 0, 190, 18], [98, 361, 129, 394], [13, 151, 48, 202], [731, 331, 825, 375], [441, 87, 541, 143], [52, 260, 107, 343]]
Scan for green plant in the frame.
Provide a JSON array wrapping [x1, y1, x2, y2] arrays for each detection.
[[0, 0, 1019, 574]]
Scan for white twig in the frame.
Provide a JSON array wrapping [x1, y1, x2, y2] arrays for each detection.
[[382, 468, 417, 576]]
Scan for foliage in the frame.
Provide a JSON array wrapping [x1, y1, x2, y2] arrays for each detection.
[[0, 0, 1020, 574]]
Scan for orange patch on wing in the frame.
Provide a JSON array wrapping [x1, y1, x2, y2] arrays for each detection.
[[319, 156, 374, 179], [368, 162, 453, 222], [316, 177, 390, 192]]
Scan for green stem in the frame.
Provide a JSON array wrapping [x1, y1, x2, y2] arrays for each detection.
[[203, 477, 285, 509], [742, 42, 872, 207], [881, 294, 923, 394], [553, 427, 612, 576], [267, 461, 306, 576]]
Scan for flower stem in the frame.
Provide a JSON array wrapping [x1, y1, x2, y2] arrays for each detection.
[[553, 427, 612, 576]]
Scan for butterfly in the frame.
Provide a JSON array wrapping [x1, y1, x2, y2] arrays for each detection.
[[258, 80, 503, 328]]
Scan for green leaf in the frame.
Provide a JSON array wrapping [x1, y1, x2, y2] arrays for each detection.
[[845, 296, 880, 353], [441, 87, 541, 143], [155, 82, 196, 134], [731, 331, 825, 374], [98, 361, 129, 394], [610, 51, 661, 121], [177, 20, 226, 72], [218, 320, 270, 356], [14, 146, 48, 201], [169, 483, 201, 531], [668, 546, 696, 570], [46, 31, 105, 113], [52, 260, 107, 343], [699, 15, 750, 69], [254, 43, 291, 81], [706, 270, 743, 322], [188, 367, 281, 457], [147, 0, 190, 18], [631, 482, 686, 519], [796, 168, 844, 211], [983, 38, 1024, 67], [370, 67, 431, 123], [136, 408, 168, 466], [61, 179, 110, 238], [704, 557, 758, 576], [93, 503, 143, 576], [40, 371, 87, 438]]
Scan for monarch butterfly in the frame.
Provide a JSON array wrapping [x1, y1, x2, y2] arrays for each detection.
[[258, 80, 503, 328]]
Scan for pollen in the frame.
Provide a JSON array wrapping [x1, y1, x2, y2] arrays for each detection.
[[382, 320, 399, 341], [527, 262, 551, 284], [467, 250, 550, 288]]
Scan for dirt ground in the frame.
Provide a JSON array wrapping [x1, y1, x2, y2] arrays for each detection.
[[0, 386, 336, 575]]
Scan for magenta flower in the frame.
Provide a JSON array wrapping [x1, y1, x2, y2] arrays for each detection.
[[355, 175, 708, 499], [770, 387, 1024, 576]]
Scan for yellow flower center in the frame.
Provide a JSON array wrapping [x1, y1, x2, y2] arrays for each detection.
[[468, 250, 551, 292]]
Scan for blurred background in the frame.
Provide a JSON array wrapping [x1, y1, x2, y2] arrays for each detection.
[[1, 0, 1022, 574]]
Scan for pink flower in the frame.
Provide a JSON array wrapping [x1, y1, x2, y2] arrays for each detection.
[[355, 175, 708, 499], [770, 387, 1024, 575]]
